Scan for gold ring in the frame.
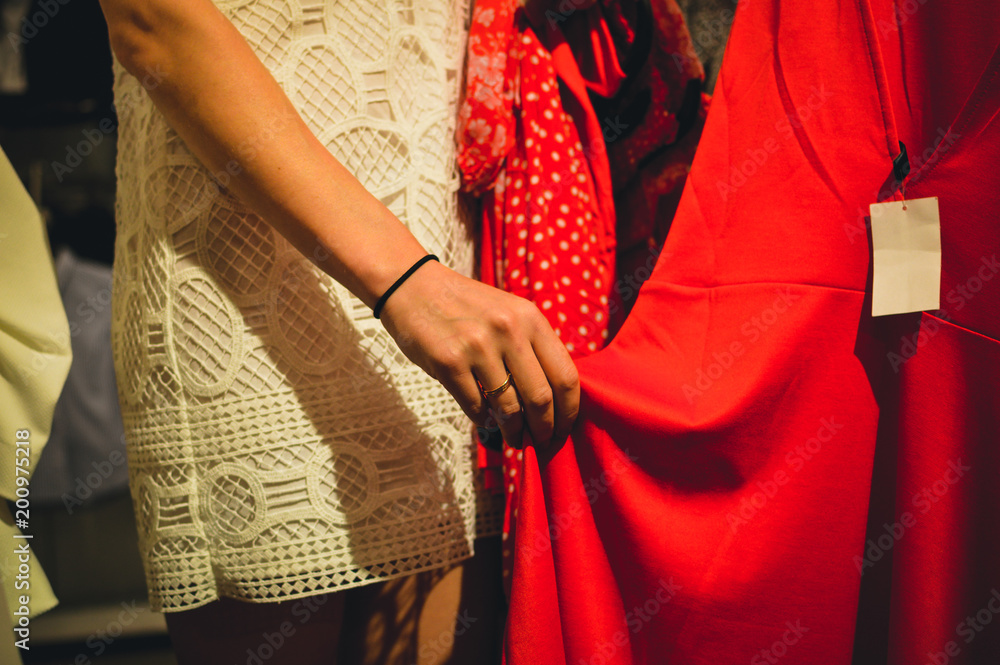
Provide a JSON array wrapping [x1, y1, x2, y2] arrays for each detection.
[[481, 371, 513, 398]]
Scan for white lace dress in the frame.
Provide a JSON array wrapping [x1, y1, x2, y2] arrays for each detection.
[[110, 0, 500, 612]]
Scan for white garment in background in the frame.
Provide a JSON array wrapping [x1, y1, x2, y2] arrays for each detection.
[[32, 249, 129, 505], [0, 145, 69, 661]]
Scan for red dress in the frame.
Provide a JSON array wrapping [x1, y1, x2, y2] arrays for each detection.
[[504, 1, 1000, 663]]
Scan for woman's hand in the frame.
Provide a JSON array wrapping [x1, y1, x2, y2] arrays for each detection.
[[379, 259, 580, 449]]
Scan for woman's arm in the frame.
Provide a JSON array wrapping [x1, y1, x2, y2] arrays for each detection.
[[99, 0, 579, 447]]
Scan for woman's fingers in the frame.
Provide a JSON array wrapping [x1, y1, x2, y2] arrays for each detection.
[[436, 369, 491, 426], [530, 324, 580, 445], [501, 348, 555, 447], [476, 364, 525, 448], [434, 368, 507, 451]]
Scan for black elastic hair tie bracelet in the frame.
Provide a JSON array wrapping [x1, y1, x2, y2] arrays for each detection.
[[372, 254, 439, 319]]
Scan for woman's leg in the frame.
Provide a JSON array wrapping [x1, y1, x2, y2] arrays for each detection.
[[166, 592, 347, 665], [337, 536, 505, 665]]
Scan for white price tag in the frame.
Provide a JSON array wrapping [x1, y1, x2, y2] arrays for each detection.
[[870, 196, 941, 317]]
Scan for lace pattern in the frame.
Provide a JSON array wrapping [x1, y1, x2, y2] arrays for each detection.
[[110, 0, 501, 611]]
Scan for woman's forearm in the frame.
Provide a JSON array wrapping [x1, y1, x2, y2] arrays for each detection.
[[100, 0, 426, 308]]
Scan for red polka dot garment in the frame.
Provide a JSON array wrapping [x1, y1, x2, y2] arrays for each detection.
[[457, 0, 616, 585]]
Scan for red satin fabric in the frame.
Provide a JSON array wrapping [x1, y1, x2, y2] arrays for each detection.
[[505, 1, 1000, 664]]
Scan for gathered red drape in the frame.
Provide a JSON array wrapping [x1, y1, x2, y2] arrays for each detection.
[[504, 1, 1000, 663]]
